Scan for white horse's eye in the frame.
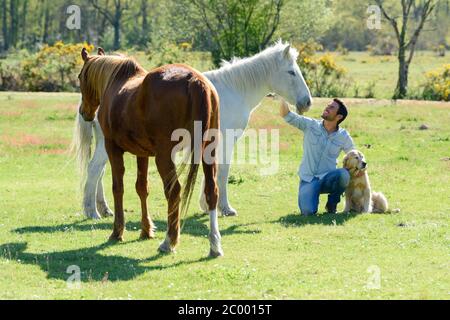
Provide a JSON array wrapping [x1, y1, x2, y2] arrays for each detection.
[[288, 71, 296, 76]]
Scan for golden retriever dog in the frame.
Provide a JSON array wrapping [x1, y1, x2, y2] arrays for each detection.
[[343, 150, 388, 213]]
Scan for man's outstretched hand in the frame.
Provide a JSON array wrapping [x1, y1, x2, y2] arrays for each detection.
[[279, 98, 291, 118]]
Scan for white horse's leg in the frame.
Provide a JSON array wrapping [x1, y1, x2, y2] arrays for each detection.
[[200, 132, 238, 216], [208, 208, 223, 257], [82, 120, 110, 219], [199, 178, 209, 213], [83, 162, 102, 220], [217, 125, 242, 217], [200, 163, 236, 216], [96, 167, 113, 217], [217, 162, 237, 216]]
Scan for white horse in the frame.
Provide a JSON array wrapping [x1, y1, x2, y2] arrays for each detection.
[[73, 41, 312, 219]]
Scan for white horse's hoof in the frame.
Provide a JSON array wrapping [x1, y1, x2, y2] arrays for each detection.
[[219, 205, 238, 217], [209, 248, 224, 258], [84, 210, 102, 220], [98, 204, 114, 217]]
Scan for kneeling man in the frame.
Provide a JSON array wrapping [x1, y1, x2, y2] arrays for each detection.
[[280, 98, 355, 215]]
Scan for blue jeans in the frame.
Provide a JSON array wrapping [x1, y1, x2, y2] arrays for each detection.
[[298, 169, 350, 216]]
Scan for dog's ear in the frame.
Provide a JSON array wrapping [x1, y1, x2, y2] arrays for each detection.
[[343, 155, 349, 168]]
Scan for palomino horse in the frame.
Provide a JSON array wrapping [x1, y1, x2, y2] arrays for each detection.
[[76, 40, 312, 220], [75, 48, 223, 256]]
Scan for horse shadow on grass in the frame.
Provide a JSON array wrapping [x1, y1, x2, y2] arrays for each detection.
[[13, 212, 261, 238], [276, 211, 359, 228], [0, 241, 212, 283], [5, 213, 261, 282]]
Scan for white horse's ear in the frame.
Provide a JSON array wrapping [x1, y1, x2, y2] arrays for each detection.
[[283, 45, 291, 60]]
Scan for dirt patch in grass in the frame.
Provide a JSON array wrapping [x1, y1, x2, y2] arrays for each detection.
[[0, 111, 23, 117], [18, 100, 40, 109], [0, 134, 70, 149], [1, 134, 45, 147]]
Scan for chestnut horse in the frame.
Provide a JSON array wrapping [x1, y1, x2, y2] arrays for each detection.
[[76, 48, 223, 257]]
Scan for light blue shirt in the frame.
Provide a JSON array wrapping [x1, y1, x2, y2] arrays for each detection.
[[284, 111, 355, 182]]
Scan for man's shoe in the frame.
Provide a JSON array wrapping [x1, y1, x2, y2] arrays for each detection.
[[325, 202, 337, 214]]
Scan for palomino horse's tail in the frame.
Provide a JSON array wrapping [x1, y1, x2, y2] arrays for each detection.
[[176, 78, 218, 223], [70, 110, 94, 190]]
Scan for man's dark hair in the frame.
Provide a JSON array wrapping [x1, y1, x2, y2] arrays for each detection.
[[334, 98, 348, 126]]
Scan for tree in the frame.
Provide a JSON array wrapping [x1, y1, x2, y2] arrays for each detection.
[[276, 0, 332, 43], [375, 0, 437, 99], [190, 0, 285, 65], [91, 0, 128, 50], [1, 0, 8, 50]]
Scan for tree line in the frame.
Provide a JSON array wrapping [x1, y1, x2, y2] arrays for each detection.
[[1, 0, 448, 55], [0, 0, 448, 99]]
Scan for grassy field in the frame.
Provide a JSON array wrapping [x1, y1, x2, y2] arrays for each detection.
[[0, 92, 449, 299], [133, 50, 448, 100], [331, 51, 448, 99], [2, 50, 447, 100]]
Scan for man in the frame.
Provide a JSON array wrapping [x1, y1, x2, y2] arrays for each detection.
[[280, 98, 355, 215]]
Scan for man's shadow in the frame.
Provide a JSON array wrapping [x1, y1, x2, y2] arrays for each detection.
[[0, 241, 211, 283], [276, 211, 359, 228]]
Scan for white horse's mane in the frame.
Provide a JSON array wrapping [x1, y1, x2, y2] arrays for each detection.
[[204, 40, 299, 92]]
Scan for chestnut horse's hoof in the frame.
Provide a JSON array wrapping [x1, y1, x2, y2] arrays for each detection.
[[158, 240, 174, 254], [109, 232, 124, 242], [140, 230, 155, 240]]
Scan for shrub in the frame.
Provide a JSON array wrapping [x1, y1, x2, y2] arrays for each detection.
[[147, 38, 185, 67], [0, 50, 30, 91], [21, 41, 94, 92], [0, 60, 21, 91], [433, 44, 446, 57], [295, 41, 351, 97], [419, 64, 450, 101], [367, 36, 396, 56]]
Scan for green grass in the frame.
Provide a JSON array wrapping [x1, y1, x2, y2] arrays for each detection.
[[329, 51, 447, 99], [0, 92, 449, 299]]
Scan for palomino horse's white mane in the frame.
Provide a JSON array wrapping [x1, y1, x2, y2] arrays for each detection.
[[204, 40, 299, 92]]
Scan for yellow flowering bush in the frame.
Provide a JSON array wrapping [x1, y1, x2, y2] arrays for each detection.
[[294, 41, 350, 97], [21, 41, 94, 91], [421, 64, 450, 101]]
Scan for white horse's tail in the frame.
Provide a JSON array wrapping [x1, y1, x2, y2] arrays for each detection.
[[70, 111, 94, 189]]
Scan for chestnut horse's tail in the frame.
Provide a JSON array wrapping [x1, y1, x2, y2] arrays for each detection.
[[70, 110, 94, 190], [177, 78, 219, 221]]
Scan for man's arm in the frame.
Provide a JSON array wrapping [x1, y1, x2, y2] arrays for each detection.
[[279, 98, 314, 132], [343, 134, 356, 153]]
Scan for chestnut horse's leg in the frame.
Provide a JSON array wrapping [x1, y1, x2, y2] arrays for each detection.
[[202, 159, 223, 257], [155, 153, 181, 253], [105, 139, 126, 241], [136, 157, 155, 240]]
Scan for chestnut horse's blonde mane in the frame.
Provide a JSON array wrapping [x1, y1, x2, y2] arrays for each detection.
[[81, 54, 146, 100]]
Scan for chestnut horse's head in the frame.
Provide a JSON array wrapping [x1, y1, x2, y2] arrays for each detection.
[[78, 47, 105, 122]]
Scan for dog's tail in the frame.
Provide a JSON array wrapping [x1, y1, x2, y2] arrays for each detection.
[[371, 192, 389, 213]]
